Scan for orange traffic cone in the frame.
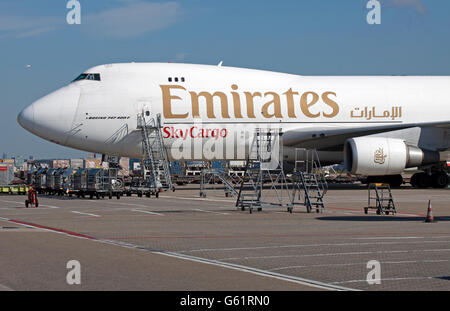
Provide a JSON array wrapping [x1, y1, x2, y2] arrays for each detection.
[[425, 200, 435, 223]]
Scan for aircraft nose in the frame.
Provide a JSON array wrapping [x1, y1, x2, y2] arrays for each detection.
[[18, 86, 80, 144], [18, 104, 35, 132]]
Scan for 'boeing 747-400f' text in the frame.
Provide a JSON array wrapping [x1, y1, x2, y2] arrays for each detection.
[[18, 63, 450, 188]]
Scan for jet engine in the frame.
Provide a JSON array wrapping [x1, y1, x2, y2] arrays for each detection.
[[344, 137, 440, 175]]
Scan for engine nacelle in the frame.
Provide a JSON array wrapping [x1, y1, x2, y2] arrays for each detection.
[[344, 137, 439, 175]]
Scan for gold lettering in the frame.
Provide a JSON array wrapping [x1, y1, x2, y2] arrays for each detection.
[[262, 92, 282, 118], [160, 85, 188, 119], [190, 91, 230, 119], [244, 92, 262, 118], [300, 92, 320, 118], [283, 88, 298, 118], [322, 92, 339, 118], [231, 84, 243, 118]]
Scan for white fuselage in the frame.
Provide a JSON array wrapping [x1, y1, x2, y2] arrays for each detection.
[[18, 63, 450, 164]]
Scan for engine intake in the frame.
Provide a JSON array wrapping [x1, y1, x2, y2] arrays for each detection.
[[344, 137, 439, 175]]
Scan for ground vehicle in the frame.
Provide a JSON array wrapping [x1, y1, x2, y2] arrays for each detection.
[[25, 185, 38, 208]]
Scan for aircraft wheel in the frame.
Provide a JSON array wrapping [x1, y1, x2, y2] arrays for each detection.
[[417, 173, 432, 188], [432, 172, 449, 189], [410, 173, 419, 187]]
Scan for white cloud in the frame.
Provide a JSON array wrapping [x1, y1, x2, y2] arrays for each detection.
[[382, 0, 427, 14], [85, 1, 183, 38], [0, 16, 60, 39], [0, 1, 182, 40]]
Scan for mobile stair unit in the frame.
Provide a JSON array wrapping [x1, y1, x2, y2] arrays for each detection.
[[366, 183, 396, 215], [200, 168, 241, 198], [291, 149, 328, 213], [136, 113, 174, 197], [236, 128, 292, 213]]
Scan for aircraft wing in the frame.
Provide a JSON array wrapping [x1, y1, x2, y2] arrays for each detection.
[[283, 121, 450, 151]]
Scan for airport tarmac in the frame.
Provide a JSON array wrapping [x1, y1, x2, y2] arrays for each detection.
[[0, 184, 449, 291]]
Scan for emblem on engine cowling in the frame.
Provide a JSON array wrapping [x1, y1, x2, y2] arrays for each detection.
[[374, 147, 387, 164]]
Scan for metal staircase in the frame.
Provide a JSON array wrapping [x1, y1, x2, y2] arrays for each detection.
[[137, 113, 173, 195], [365, 183, 396, 215], [236, 129, 292, 213], [200, 168, 241, 198], [291, 149, 328, 213]]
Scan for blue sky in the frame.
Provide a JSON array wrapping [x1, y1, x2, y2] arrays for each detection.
[[1, 0, 449, 159]]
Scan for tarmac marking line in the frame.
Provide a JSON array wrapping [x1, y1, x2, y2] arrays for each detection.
[[0, 200, 60, 209], [151, 251, 357, 291], [218, 248, 450, 261], [331, 276, 439, 285], [71, 211, 101, 217], [0, 283, 14, 291], [193, 209, 230, 215], [179, 240, 450, 253], [159, 196, 235, 204], [0, 217, 97, 240], [131, 209, 164, 216], [269, 259, 450, 272]]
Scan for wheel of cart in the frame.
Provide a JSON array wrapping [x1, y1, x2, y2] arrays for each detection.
[[306, 205, 311, 213]]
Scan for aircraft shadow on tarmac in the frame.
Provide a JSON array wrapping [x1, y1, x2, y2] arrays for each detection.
[[316, 216, 450, 222]]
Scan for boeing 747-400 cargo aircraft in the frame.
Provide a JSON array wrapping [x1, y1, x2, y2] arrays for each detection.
[[18, 63, 450, 188]]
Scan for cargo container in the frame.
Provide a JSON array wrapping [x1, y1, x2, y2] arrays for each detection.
[[45, 168, 57, 193], [53, 167, 66, 195], [73, 168, 88, 197], [35, 167, 47, 193], [70, 158, 84, 169], [26, 167, 38, 185], [62, 168, 77, 196], [84, 159, 102, 169], [87, 168, 104, 198], [0, 163, 14, 185]]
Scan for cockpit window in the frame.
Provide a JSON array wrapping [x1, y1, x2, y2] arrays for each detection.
[[72, 73, 101, 82]]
